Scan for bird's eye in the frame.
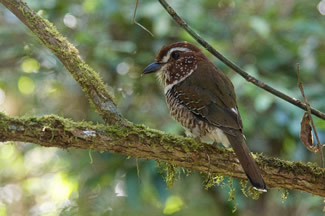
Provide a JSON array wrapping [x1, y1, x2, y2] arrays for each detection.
[[171, 52, 180, 59]]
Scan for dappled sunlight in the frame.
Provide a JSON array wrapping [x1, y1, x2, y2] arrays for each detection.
[[21, 58, 40, 73], [18, 76, 35, 95], [318, 0, 325, 15], [163, 195, 184, 215]]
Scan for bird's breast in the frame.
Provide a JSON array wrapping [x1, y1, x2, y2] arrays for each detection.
[[165, 89, 208, 137], [165, 88, 230, 147]]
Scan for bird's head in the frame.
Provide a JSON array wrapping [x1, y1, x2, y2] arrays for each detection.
[[143, 42, 206, 89]]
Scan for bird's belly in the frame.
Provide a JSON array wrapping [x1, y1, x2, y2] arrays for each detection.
[[166, 93, 230, 147]]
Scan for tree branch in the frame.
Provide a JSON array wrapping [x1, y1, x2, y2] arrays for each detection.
[[0, 112, 325, 197], [158, 0, 325, 121], [0, 0, 125, 125]]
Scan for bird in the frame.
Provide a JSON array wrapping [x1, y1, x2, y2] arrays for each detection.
[[142, 41, 267, 192]]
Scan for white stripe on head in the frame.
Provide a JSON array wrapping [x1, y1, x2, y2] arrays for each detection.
[[161, 47, 191, 63]]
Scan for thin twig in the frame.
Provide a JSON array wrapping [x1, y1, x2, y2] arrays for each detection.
[[296, 64, 324, 167], [133, 0, 154, 37], [132, 0, 139, 23], [136, 158, 142, 184], [158, 0, 325, 121]]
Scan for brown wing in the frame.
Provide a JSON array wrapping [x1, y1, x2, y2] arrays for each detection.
[[171, 60, 243, 135]]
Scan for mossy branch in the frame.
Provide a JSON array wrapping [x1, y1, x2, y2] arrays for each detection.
[[0, 0, 125, 125], [1, 112, 325, 197]]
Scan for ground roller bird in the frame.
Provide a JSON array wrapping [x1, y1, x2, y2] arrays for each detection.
[[143, 41, 267, 192]]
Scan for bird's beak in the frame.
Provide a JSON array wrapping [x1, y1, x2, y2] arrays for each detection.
[[143, 62, 163, 74]]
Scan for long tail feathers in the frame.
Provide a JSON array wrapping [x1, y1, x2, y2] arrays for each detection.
[[226, 132, 267, 192]]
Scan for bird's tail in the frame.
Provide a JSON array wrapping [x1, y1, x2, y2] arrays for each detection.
[[226, 132, 267, 192]]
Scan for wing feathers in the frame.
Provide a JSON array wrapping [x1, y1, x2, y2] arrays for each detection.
[[171, 60, 242, 133]]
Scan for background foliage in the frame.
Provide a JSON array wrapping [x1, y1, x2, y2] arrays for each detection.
[[1, 0, 325, 215]]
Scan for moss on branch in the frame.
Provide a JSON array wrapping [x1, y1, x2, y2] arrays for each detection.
[[1, 112, 325, 197]]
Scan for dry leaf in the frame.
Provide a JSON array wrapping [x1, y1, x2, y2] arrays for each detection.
[[300, 112, 318, 152]]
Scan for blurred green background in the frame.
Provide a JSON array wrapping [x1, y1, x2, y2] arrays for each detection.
[[1, 0, 325, 215]]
